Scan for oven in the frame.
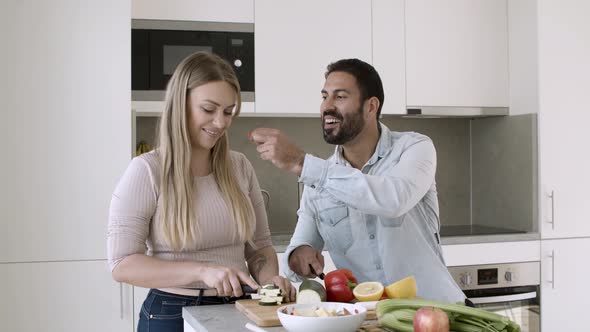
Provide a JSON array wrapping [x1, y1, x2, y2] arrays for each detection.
[[448, 262, 540, 332]]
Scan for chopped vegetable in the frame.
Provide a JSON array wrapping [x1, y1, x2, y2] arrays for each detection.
[[297, 279, 327, 304], [258, 297, 279, 306], [288, 306, 354, 317], [257, 284, 284, 306], [258, 285, 282, 298]]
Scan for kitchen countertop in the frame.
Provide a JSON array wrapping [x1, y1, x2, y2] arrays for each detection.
[[184, 234, 541, 331], [183, 304, 285, 332], [183, 305, 379, 332], [271, 232, 540, 253]]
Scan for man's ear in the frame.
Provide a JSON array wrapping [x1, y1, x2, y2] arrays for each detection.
[[365, 96, 380, 117]]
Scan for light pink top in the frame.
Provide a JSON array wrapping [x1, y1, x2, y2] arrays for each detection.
[[107, 150, 272, 290]]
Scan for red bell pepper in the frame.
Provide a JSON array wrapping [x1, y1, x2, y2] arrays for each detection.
[[324, 269, 358, 302]]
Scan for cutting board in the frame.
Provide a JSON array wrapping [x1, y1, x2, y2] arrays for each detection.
[[235, 299, 377, 327], [236, 299, 284, 327]]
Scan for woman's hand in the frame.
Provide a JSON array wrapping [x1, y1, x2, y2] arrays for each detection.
[[263, 275, 297, 303], [199, 264, 260, 298]]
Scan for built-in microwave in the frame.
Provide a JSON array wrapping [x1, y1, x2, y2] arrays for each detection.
[[131, 20, 254, 102]]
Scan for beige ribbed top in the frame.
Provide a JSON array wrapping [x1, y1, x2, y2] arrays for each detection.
[[107, 150, 272, 290]]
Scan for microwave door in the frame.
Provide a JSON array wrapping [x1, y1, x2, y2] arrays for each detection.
[[149, 30, 227, 90]]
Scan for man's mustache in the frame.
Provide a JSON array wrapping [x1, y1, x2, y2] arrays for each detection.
[[322, 110, 343, 121]]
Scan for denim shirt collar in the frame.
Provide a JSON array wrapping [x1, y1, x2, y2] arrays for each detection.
[[334, 122, 393, 167]]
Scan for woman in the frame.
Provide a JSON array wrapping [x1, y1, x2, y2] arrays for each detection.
[[107, 52, 295, 332]]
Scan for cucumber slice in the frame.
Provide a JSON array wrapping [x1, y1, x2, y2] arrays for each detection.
[[261, 284, 279, 290], [259, 284, 283, 298], [258, 296, 278, 306], [260, 289, 282, 297]]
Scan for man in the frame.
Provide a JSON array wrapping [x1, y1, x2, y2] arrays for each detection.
[[249, 59, 465, 303]]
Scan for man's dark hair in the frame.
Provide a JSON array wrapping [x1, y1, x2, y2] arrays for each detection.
[[325, 58, 384, 119]]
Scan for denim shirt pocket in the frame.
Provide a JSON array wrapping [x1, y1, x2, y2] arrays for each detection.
[[380, 214, 406, 228], [315, 200, 353, 254]]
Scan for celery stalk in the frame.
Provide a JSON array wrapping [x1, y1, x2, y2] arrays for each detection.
[[376, 299, 520, 332], [379, 312, 414, 332]]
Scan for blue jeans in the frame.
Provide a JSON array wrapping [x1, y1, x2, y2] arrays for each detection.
[[137, 289, 248, 332]]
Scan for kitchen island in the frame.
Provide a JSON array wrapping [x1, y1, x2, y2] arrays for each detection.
[[183, 304, 285, 332], [182, 304, 381, 332]]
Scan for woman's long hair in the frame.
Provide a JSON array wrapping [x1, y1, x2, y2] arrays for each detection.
[[156, 52, 255, 251]]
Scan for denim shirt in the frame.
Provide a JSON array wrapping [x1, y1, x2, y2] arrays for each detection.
[[282, 123, 465, 303]]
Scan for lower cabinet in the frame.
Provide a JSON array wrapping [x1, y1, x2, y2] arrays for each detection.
[[541, 238, 589, 332], [0, 260, 133, 332]]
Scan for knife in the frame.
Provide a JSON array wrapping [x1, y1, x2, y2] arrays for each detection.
[[240, 285, 259, 295], [185, 285, 260, 296], [309, 264, 325, 280]]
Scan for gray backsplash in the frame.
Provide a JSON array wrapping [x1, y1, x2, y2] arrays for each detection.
[[136, 113, 536, 235], [227, 116, 472, 234], [471, 114, 538, 233]]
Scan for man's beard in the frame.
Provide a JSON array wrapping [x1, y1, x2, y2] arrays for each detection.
[[322, 107, 365, 145]]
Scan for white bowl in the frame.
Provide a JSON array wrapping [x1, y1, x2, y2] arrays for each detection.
[[277, 302, 367, 332]]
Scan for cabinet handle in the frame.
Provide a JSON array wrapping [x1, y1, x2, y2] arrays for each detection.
[[547, 250, 555, 289], [119, 282, 124, 319], [547, 190, 555, 230]]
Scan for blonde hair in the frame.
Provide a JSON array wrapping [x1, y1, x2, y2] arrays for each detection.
[[156, 52, 255, 251]]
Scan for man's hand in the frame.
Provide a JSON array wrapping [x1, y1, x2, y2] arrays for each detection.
[[288, 245, 325, 278], [249, 128, 305, 176]]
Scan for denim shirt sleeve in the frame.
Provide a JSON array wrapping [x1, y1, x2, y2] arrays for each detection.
[[281, 185, 325, 282], [298, 138, 436, 219]]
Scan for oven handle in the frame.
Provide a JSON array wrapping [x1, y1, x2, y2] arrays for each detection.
[[468, 291, 537, 305]]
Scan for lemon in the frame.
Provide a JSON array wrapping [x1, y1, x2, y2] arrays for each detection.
[[352, 281, 384, 302], [384, 276, 417, 299]]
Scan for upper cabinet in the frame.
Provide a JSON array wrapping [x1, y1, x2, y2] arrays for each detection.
[[405, 0, 509, 108], [538, 0, 590, 239], [254, 0, 372, 115], [372, 0, 406, 115], [131, 0, 254, 23]]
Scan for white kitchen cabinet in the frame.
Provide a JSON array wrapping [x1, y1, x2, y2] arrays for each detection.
[[405, 0, 509, 108], [0, 261, 133, 332], [537, 0, 590, 239], [371, 0, 406, 115], [541, 238, 589, 332], [132, 0, 254, 23], [0, 1, 132, 331], [0, 0, 131, 262], [442, 241, 540, 267], [254, 0, 372, 115]]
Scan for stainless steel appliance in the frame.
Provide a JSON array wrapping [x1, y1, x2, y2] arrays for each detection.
[[448, 262, 540, 332], [440, 225, 527, 237], [132, 19, 254, 102]]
